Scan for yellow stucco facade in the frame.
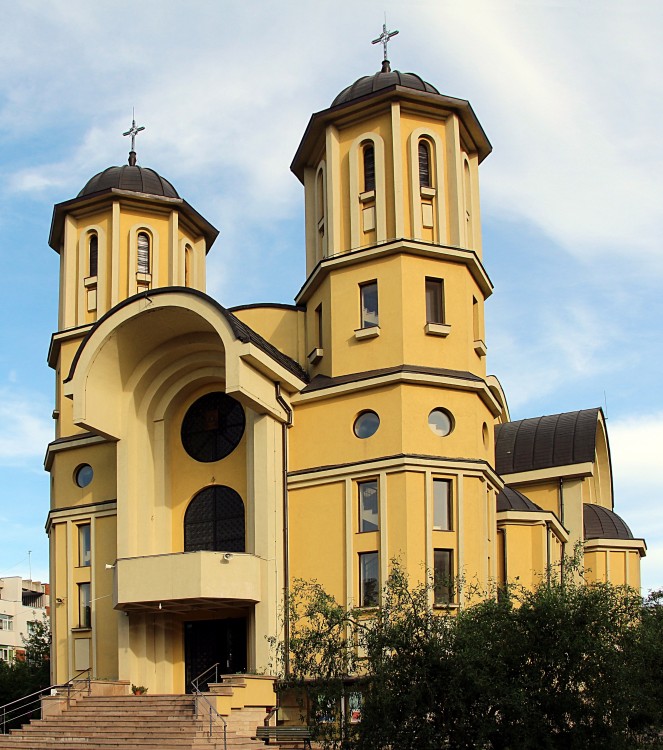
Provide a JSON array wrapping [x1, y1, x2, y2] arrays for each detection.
[[45, 63, 645, 692]]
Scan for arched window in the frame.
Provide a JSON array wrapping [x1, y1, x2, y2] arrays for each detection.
[[137, 232, 150, 274], [184, 485, 245, 553], [418, 140, 431, 188], [363, 144, 375, 192], [88, 234, 98, 277]]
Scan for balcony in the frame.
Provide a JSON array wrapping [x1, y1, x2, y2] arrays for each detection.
[[114, 550, 263, 613]]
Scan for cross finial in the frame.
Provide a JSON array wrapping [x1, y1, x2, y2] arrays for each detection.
[[123, 110, 145, 166], [372, 18, 399, 63]]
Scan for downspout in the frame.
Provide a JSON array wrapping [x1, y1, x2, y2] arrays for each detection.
[[275, 383, 293, 676], [559, 478, 565, 583], [545, 521, 551, 585], [498, 527, 507, 594]]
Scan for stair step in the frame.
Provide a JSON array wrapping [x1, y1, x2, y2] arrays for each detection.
[[0, 694, 274, 750]]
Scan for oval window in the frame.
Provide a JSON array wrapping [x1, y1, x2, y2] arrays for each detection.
[[428, 408, 454, 437], [75, 464, 94, 488], [181, 392, 246, 463], [354, 411, 380, 439]]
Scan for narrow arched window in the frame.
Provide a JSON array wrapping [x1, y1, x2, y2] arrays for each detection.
[[363, 144, 375, 192], [184, 485, 246, 553], [88, 234, 98, 277], [419, 140, 431, 188], [137, 232, 150, 274]]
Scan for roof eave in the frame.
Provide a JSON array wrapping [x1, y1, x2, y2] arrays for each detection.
[[49, 189, 219, 253], [291, 85, 492, 181]]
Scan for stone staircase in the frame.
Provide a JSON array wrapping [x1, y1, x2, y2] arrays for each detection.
[[0, 694, 271, 750]]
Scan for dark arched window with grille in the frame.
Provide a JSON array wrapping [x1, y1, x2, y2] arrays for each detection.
[[89, 234, 98, 277], [363, 144, 375, 192], [418, 140, 431, 188], [184, 485, 245, 553], [137, 232, 150, 274]]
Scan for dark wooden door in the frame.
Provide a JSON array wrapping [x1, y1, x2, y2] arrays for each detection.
[[184, 617, 247, 692]]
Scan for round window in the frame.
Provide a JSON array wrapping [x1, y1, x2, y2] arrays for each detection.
[[428, 408, 454, 437], [75, 464, 94, 488], [181, 392, 246, 463], [354, 410, 380, 439]]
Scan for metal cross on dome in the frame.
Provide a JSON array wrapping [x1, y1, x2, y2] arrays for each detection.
[[123, 111, 145, 153], [372, 20, 399, 61]]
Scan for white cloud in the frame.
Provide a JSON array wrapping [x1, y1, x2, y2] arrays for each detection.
[[0, 385, 52, 466], [608, 412, 663, 590]]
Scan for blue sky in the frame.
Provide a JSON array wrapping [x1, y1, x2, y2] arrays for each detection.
[[0, 0, 661, 591]]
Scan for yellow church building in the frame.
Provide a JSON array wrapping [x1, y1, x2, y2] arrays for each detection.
[[44, 55, 646, 693]]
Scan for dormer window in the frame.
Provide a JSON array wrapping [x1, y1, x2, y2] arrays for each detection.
[[419, 140, 431, 188], [88, 234, 98, 277], [137, 232, 150, 274], [363, 144, 375, 192]]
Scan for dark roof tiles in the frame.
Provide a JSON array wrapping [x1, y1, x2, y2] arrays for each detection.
[[583, 503, 634, 540], [496, 486, 542, 513], [495, 408, 600, 475], [332, 69, 439, 107], [79, 165, 179, 199]]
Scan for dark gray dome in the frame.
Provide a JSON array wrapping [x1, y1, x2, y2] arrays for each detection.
[[497, 486, 542, 513], [584, 503, 634, 540], [332, 66, 439, 107], [78, 165, 179, 199]]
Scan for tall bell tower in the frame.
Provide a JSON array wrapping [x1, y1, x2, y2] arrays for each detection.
[[286, 41, 505, 602]]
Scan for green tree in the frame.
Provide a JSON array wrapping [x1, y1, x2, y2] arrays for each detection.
[[22, 613, 51, 666], [279, 563, 662, 750], [0, 614, 51, 730]]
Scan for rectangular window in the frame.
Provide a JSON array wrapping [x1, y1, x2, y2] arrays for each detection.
[[0, 647, 12, 662], [78, 583, 91, 628], [0, 614, 12, 631], [426, 278, 444, 324], [434, 549, 454, 605], [79, 524, 91, 567], [433, 479, 452, 531], [360, 282, 379, 328], [359, 552, 379, 608], [358, 480, 379, 532]]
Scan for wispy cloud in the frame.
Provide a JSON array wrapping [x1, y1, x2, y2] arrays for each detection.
[[0, 385, 52, 466]]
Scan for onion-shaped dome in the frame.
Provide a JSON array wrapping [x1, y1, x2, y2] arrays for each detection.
[[332, 60, 439, 107], [583, 503, 634, 540], [78, 164, 179, 199], [496, 486, 542, 513]]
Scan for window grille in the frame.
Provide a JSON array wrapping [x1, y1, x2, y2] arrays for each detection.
[[89, 234, 98, 277], [363, 145, 375, 192], [419, 140, 431, 188], [137, 232, 150, 274], [184, 485, 246, 553]]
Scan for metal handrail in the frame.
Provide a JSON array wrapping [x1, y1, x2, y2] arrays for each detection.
[[190, 664, 227, 750], [191, 661, 219, 693], [1, 668, 91, 734]]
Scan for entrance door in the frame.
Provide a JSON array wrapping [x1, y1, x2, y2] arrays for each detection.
[[184, 618, 248, 692]]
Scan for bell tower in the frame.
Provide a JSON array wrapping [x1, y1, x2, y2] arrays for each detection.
[[291, 49, 493, 383], [287, 42, 505, 603]]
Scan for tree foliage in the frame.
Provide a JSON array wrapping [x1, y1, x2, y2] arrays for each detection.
[[278, 564, 663, 750], [0, 614, 51, 730]]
